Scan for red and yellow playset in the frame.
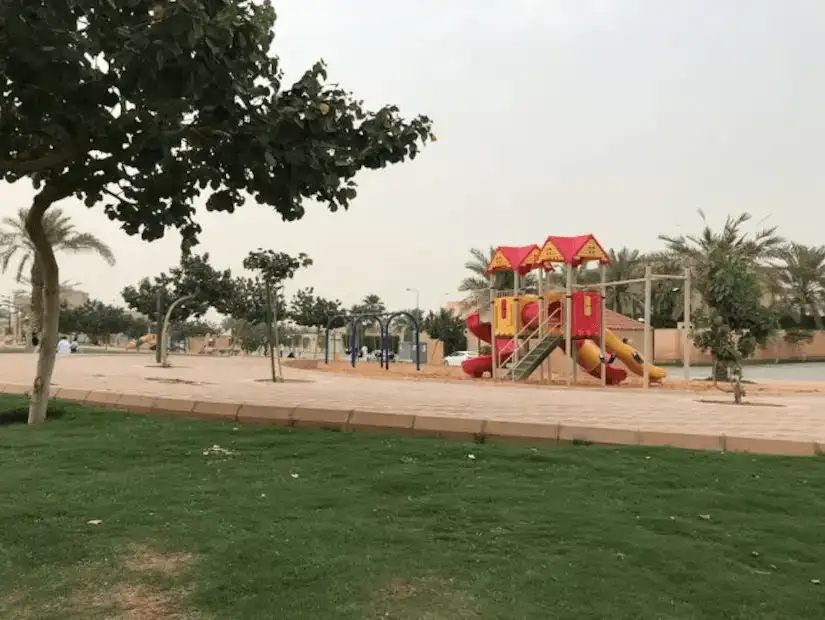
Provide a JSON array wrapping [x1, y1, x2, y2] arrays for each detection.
[[462, 234, 666, 385]]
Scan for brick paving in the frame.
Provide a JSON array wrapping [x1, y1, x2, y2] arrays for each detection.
[[4, 352, 825, 444]]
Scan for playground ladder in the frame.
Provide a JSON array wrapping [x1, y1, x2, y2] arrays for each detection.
[[502, 307, 562, 381], [503, 331, 563, 381]]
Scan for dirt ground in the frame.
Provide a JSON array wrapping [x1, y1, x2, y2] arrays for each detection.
[[311, 359, 825, 397]]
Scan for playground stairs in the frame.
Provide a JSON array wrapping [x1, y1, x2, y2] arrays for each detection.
[[503, 332, 563, 381]]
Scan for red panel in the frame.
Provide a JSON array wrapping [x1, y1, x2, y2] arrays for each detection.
[[569, 291, 601, 338], [540, 234, 610, 267], [486, 245, 540, 275]]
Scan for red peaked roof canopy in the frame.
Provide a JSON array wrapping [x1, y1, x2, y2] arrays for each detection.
[[537, 234, 610, 267], [485, 245, 555, 276]]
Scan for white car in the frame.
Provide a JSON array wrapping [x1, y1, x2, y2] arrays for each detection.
[[443, 351, 478, 367]]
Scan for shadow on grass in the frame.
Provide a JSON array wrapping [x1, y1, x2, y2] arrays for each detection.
[[0, 398, 70, 426]]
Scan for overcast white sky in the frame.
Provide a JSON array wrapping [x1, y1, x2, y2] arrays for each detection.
[[2, 0, 824, 311]]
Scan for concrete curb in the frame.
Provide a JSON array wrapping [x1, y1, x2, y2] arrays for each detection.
[[1, 384, 820, 457]]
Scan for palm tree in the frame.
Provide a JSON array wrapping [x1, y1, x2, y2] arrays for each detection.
[[349, 293, 386, 350], [458, 247, 538, 312], [644, 251, 688, 327], [659, 211, 783, 295], [350, 293, 386, 318], [0, 207, 116, 336], [604, 247, 643, 316], [774, 243, 825, 329], [458, 247, 495, 311]]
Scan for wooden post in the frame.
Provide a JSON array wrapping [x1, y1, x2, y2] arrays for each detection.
[[154, 289, 163, 364], [545, 270, 552, 382], [683, 267, 692, 382], [600, 263, 607, 387], [512, 272, 520, 379], [564, 266, 573, 385], [537, 267, 544, 383], [643, 264, 652, 389], [489, 274, 497, 380]]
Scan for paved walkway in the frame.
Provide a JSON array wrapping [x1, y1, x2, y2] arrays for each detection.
[[4, 353, 825, 446]]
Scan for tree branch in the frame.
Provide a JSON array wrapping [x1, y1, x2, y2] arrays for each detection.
[[101, 186, 137, 206], [2, 149, 76, 174]]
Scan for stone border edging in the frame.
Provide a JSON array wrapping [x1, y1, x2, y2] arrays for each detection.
[[0, 383, 821, 457]]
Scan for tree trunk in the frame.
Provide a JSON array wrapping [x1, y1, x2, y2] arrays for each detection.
[[732, 366, 745, 404], [812, 304, 823, 330], [29, 262, 44, 342], [155, 290, 163, 364], [733, 378, 744, 404], [712, 359, 729, 382], [25, 192, 62, 425]]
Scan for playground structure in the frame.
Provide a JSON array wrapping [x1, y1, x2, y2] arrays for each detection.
[[324, 311, 421, 371], [461, 234, 692, 388], [126, 333, 156, 350]]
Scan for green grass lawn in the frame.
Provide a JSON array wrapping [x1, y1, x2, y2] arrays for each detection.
[[1, 396, 824, 619]]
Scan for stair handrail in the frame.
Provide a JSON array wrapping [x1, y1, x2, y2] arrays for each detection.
[[510, 307, 562, 368]]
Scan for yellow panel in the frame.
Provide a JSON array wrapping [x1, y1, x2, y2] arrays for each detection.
[[584, 295, 592, 317], [493, 296, 515, 337], [488, 249, 512, 271], [538, 241, 564, 263], [521, 247, 540, 268], [575, 238, 606, 261]]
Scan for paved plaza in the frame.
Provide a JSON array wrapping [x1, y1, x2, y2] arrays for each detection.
[[3, 352, 825, 447]]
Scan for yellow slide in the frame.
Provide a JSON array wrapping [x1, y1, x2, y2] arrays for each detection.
[[603, 329, 667, 382]]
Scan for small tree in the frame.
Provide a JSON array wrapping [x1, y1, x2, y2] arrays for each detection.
[[422, 309, 468, 358], [289, 287, 344, 357], [122, 253, 234, 362], [59, 299, 134, 345], [692, 256, 777, 403], [243, 250, 312, 283]]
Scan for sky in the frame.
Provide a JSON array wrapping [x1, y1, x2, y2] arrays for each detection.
[[2, 0, 824, 312]]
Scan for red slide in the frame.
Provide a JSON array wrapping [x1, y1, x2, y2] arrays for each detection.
[[462, 302, 540, 378]]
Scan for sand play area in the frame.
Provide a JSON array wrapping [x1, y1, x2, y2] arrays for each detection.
[[308, 358, 825, 397]]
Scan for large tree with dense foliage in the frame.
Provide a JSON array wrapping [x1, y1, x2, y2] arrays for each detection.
[[660, 211, 783, 378], [1, 0, 432, 422]]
